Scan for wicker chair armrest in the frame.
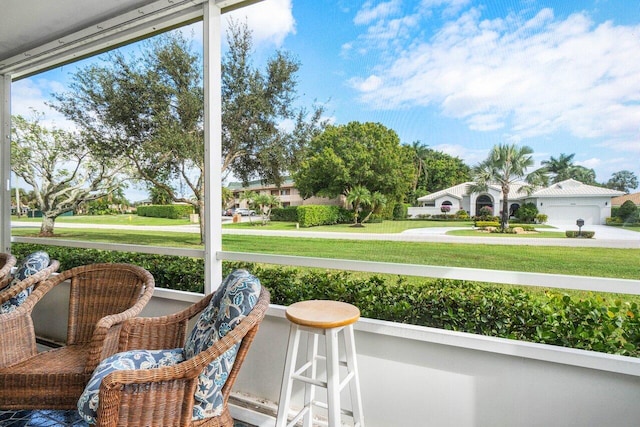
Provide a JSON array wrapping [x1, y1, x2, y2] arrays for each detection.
[[0, 260, 60, 304], [117, 293, 214, 352], [0, 253, 16, 281], [84, 280, 156, 373]]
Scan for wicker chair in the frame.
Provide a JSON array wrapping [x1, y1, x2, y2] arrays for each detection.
[[0, 263, 155, 410], [79, 272, 270, 427], [0, 253, 17, 281]]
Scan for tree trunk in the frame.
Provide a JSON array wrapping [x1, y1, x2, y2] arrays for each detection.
[[198, 200, 205, 244], [501, 189, 509, 230], [39, 215, 56, 237]]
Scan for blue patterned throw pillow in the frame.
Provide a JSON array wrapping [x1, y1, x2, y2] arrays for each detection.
[[0, 251, 50, 314], [77, 348, 185, 424], [183, 269, 261, 419]]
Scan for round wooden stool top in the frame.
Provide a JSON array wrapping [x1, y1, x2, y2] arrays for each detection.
[[285, 300, 360, 329]]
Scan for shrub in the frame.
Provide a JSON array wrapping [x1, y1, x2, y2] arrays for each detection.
[[617, 200, 639, 224], [392, 203, 408, 220], [13, 243, 639, 357], [514, 202, 538, 223], [478, 206, 493, 219], [271, 206, 299, 222], [475, 221, 500, 228], [455, 210, 469, 219], [566, 230, 595, 238], [137, 204, 193, 219], [536, 214, 548, 224], [296, 205, 340, 227]]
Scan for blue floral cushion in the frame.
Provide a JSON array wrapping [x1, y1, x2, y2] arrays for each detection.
[[183, 269, 261, 419], [0, 251, 50, 314], [77, 348, 185, 424]]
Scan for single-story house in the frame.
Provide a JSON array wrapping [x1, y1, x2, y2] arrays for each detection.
[[414, 179, 624, 225]]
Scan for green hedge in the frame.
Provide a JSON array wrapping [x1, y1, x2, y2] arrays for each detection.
[[475, 221, 500, 228], [137, 204, 193, 219], [12, 244, 639, 357], [296, 205, 340, 227], [566, 231, 595, 238], [271, 206, 299, 222]]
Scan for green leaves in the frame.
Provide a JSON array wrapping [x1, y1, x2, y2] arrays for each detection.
[[14, 242, 640, 358]]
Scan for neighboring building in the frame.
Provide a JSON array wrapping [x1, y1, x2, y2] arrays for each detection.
[[611, 192, 640, 207], [226, 177, 343, 210], [414, 179, 624, 225]]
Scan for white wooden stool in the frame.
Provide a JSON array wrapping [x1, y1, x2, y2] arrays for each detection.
[[275, 300, 364, 427]]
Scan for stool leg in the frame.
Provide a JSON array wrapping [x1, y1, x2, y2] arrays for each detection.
[[302, 333, 319, 427], [276, 324, 301, 427], [325, 327, 342, 427], [344, 325, 365, 427]]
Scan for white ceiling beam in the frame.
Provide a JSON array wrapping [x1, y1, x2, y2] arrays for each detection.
[[0, 0, 262, 79]]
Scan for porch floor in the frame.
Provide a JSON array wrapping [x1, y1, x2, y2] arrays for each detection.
[[0, 409, 257, 426]]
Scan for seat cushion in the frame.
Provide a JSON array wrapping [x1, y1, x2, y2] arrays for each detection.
[[77, 348, 185, 424], [183, 269, 261, 419], [0, 251, 49, 314]]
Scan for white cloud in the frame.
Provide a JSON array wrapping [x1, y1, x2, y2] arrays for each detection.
[[11, 79, 75, 130], [349, 7, 640, 151], [226, 0, 295, 47], [354, 0, 402, 25], [349, 75, 383, 92], [420, 0, 471, 18]]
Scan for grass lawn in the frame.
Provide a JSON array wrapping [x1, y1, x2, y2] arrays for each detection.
[[223, 219, 475, 233], [12, 227, 639, 280], [11, 214, 191, 226]]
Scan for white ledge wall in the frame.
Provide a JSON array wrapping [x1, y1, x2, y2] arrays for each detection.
[[32, 286, 640, 427], [233, 306, 640, 427]]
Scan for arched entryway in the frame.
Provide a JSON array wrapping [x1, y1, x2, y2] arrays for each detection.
[[475, 194, 493, 215], [510, 203, 520, 217]]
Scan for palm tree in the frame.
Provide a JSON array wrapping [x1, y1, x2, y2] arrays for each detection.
[[346, 185, 371, 226], [240, 190, 258, 224], [541, 153, 575, 183], [470, 144, 545, 231], [410, 141, 429, 191], [361, 191, 387, 224], [252, 193, 281, 225]]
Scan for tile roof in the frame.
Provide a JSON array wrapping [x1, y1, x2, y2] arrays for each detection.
[[611, 192, 640, 206], [531, 179, 624, 197], [417, 181, 535, 202]]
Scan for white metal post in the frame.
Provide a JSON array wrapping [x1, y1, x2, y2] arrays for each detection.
[[203, 0, 223, 293], [0, 75, 11, 253]]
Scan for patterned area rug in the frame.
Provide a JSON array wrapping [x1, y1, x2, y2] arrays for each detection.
[[0, 410, 256, 426]]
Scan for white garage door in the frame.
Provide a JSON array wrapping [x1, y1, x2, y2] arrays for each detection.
[[543, 205, 601, 225]]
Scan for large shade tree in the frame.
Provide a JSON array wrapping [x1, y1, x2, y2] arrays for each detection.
[[52, 23, 323, 243], [470, 144, 546, 230], [11, 114, 124, 236], [606, 170, 638, 193], [293, 121, 415, 211]]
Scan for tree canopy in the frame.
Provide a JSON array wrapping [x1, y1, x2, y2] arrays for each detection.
[[606, 170, 638, 193], [11, 113, 124, 236], [293, 121, 415, 206], [51, 24, 324, 242]]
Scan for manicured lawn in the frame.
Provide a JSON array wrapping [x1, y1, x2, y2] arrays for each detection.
[[11, 214, 191, 226], [223, 219, 475, 233], [12, 227, 638, 280]]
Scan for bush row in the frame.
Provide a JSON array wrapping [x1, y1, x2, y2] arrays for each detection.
[[295, 205, 352, 227], [271, 206, 299, 222], [137, 204, 193, 219], [566, 231, 595, 238], [12, 244, 638, 357]]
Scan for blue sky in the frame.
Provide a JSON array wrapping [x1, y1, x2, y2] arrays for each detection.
[[12, 0, 640, 200]]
